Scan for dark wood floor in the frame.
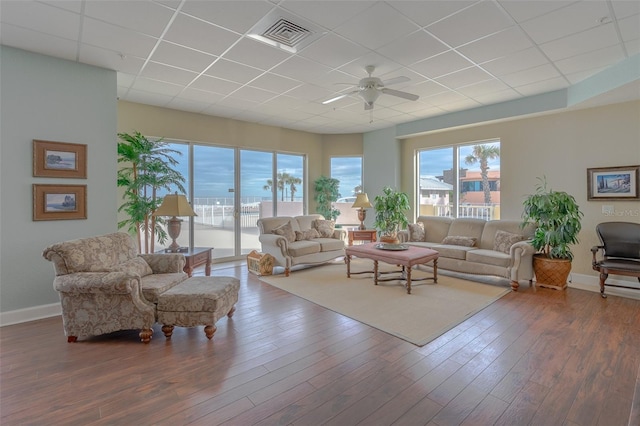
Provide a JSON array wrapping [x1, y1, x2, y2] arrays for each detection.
[[2, 263, 639, 426]]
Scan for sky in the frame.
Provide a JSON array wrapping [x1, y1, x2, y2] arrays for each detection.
[[419, 141, 501, 177]]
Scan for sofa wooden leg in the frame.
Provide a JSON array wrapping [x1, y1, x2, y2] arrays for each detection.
[[67, 336, 78, 343], [161, 325, 174, 340], [227, 306, 236, 318], [285, 268, 290, 277], [204, 325, 217, 340], [510, 280, 519, 291]]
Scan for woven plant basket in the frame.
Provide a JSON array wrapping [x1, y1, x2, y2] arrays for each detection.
[[533, 254, 571, 290]]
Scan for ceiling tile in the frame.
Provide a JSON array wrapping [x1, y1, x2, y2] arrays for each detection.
[[618, 14, 640, 42], [80, 44, 145, 74], [131, 77, 184, 97], [514, 76, 568, 96], [334, 2, 419, 50], [164, 13, 240, 56], [142, 62, 199, 86], [299, 33, 368, 69], [249, 73, 302, 93], [435, 67, 494, 90], [456, 78, 511, 98], [520, 1, 611, 44], [497, 0, 574, 23], [279, 1, 375, 30], [189, 74, 242, 95], [500, 63, 563, 87], [178, 87, 225, 104], [426, 1, 515, 48], [456, 26, 534, 64], [411, 50, 474, 79], [388, 1, 476, 27], [181, 0, 274, 34], [123, 88, 174, 107], [1, 24, 78, 61], [610, 1, 640, 19], [83, 1, 174, 37], [1, 1, 81, 40], [165, 97, 209, 114], [40, 1, 83, 13], [555, 45, 626, 76], [222, 37, 292, 70], [270, 55, 333, 82], [285, 84, 335, 102], [203, 58, 264, 84], [232, 86, 279, 102], [376, 30, 449, 66], [151, 41, 217, 73], [481, 47, 549, 76], [540, 24, 621, 61], [82, 17, 157, 58]]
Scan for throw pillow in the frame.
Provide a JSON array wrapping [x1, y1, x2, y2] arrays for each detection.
[[295, 229, 320, 241], [272, 222, 296, 243], [408, 223, 425, 242], [441, 236, 477, 247], [313, 219, 335, 238], [109, 257, 153, 277], [493, 230, 526, 254]]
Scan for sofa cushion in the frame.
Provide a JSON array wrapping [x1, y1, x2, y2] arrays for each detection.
[[467, 249, 511, 267], [493, 230, 526, 254], [418, 216, 453, 243], [313, 219, 335, 238], [317, 237, 345, 252], [108, 257, 153, 277], [272, 221, 296, 243], [442, 236, 477, 247], [287, 240, 321, 257], [408, 223, 425, 242], [295, 229, 320, 241], [447, 218, 486, 242], [141, 272, 189, 304], [431, 244, 475, 260]]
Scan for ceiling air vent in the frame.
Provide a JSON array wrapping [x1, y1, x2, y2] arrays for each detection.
[[248, 11, 322, 53], [261, 18, 311, 49]]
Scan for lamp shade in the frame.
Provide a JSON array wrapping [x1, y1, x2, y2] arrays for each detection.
[[351, 193, 372, 209], [153, 193, 197, 217]]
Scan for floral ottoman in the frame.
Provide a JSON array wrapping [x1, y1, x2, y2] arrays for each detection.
[[157, 276, 239, 340]]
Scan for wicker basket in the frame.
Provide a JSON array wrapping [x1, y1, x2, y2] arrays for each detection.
[[247, 250, 274, 276], [533, 254, 571, 290]]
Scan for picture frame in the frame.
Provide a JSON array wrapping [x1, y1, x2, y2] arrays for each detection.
[[587, 165, 640, 201], [33, 140, 87, 178], [33, 184, 87, 221]]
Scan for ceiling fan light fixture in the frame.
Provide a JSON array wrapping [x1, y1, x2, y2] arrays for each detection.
[[360, 87, 379, 104]]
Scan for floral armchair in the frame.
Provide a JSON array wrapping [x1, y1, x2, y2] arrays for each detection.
[[42, 232, 187, 343]]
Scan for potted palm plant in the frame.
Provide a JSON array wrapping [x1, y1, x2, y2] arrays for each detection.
[[521, 177, 583, 290], [314, 175, 341, 221], [373, 186, 410, 243]]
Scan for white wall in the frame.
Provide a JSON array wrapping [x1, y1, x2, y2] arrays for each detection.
[[0, 47, 117, 316]]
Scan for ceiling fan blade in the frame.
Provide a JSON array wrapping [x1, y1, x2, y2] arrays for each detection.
[[381, 88, 419, 101], [381, 76, 410, 86], [323, 90, 360, 105]]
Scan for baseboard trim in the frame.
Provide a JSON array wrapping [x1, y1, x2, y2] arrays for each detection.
[[568, 273, 640, 300], [0, 303, 61, 327]]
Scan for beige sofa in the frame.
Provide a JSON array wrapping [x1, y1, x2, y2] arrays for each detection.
[[257, 214, 346, 276], [43, 232, 187, 342], [398, 216, 536, 290]]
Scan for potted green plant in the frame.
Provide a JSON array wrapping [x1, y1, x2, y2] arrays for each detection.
[[373, 186, 410, 243], [313, 175, 341, 222], [117, 131, 186, 253], [521, 177, 583, 290]]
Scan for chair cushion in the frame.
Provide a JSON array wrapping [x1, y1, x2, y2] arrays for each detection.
[[108, 257, 153, 277], [157, 276, 240, 313], [493, 230, 526, 254], [141, 273, 188, 304]]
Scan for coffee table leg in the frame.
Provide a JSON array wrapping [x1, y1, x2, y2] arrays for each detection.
[[374, 260, 378, 285], [433, 258, 438, 283], [407, 267, 412, 294], [346, 254, 351, 278]]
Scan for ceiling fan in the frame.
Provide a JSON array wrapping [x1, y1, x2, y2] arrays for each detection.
[[322, 65, 419, 110]]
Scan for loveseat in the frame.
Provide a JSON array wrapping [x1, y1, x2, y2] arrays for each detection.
[[42, 232, 187, 342], [398, 216, 536, 290], [257, 214, 346, 276]]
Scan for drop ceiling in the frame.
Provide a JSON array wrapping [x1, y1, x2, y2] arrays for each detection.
[[1, 0, 639, 134]]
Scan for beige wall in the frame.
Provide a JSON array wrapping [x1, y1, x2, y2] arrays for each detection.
[[401, 100, 640, 278]]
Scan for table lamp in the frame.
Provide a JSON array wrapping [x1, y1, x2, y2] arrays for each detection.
[[152, 192, 197, 252], [351, 193, 372, 230]]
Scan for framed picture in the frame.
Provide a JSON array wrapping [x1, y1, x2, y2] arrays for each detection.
[[587, 165, 640, 201], [33, 184, 87, 221], [33, 140, 87, 178]]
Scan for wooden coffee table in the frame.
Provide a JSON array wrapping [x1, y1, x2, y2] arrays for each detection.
[[345, 242, 438, 294]]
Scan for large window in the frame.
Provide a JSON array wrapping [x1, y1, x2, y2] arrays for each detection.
[[418, 140, 500, 220], [331, 156, 362, 225]]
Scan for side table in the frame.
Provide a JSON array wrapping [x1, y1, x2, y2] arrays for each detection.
[[348, 229, 377, 246], [159, 247, 213, 277]]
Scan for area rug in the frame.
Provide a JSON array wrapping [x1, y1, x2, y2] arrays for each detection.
[[260, 259, 510, 346]]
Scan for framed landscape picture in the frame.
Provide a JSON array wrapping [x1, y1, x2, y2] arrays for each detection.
[[587, 165, 640, 201], [33, 140, 87, 178], [33, 184, 87, 220]]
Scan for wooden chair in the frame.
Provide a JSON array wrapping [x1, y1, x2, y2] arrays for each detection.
[[591, 222, 640, 298]]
